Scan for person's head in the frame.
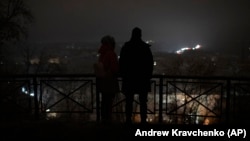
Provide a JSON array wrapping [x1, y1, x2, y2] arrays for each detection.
[[101, 35, 115, 48], [131, 27, 142, 41]]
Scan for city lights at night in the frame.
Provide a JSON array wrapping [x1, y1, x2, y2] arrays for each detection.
[[176, 44, 201, 54]]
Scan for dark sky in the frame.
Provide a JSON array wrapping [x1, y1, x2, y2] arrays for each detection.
[[27, 0, 250, 51]]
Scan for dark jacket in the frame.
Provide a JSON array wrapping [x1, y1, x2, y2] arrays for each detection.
[[119, 39, 154, 93]]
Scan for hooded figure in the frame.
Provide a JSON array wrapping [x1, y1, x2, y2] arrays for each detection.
[[95, 35, 119, 123], [119, 27, 154, 124]]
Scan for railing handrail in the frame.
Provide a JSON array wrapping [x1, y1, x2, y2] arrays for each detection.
[[1, 73, 250, 80]]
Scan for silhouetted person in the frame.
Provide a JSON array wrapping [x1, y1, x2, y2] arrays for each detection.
[[94, 35, 119, 123], [119, 27, 154, 124]]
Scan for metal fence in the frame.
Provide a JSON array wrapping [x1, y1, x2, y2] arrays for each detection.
[[1, 74, 250, 125]]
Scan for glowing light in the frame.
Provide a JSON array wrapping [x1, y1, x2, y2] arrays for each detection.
[[146, 40, 154, 44], [203, 118, 210, 125], [22, 87, 25, 93], [30, 92, 34, 97], [194, 44, 201, 49], [176, 44, 202, 54], [154, 61, 157, 66], [22, 87, 28, 94], [48, 57, 60, 64]]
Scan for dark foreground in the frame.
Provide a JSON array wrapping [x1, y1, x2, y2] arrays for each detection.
[[1, 120, 249, 141]]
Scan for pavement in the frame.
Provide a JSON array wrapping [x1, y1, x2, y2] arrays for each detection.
[[1, 119, 249, 141], [0, 120, 141, 141]]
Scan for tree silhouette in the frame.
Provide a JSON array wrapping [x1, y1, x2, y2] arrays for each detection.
[[0, 0, 33, 74], [0, 0, 33, 43]]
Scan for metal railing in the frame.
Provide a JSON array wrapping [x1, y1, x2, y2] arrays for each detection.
[[1, 74, 250, 124]]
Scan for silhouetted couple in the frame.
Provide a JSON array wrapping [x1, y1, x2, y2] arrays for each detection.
[[95, 27, 154, 124]]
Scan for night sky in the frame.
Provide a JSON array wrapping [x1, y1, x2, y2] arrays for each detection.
[[27, 0, 250, 52]]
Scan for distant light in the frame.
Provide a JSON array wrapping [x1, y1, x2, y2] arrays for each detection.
[[182, 47, 190, 51], [193, 44, 201, 50], [22, 87, 26, 93], [30, 92, 34, 97], [176, 44, 202, 54], [176, 47, 191, 54], [154, 61, 157, 66], [203, 119, 210, 125], [46, 109, 50, 112], [48, 58, 60, 64], [146, 40, 154, 44], [22, 87, 28, 94], [163, 99, 166, 103], [147, 118, 153, 122]]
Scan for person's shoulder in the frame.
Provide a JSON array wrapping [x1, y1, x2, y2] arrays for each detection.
[[123, 41, 131, 46], [121, 41, 131, 49]]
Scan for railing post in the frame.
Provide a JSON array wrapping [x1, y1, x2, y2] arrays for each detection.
[[33, 77, 39, 120], [159, 75, 163, 123], [226, 79, 231, 124], [96, 78, 100, 122]]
